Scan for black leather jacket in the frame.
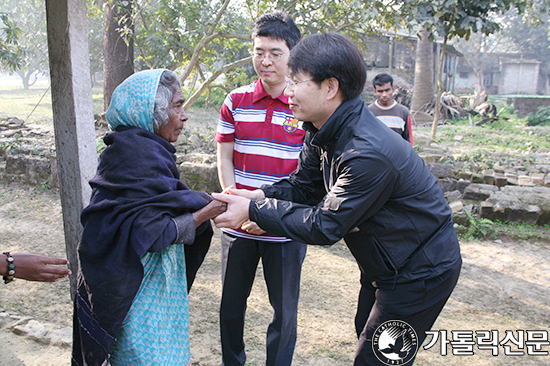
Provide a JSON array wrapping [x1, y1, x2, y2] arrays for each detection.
[[250, 96, 461, 286]]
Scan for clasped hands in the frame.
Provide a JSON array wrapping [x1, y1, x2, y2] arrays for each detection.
[[211, 187, 265, 234]]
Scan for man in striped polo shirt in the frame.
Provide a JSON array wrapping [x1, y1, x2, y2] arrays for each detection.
[[369, 73, 414, 146], [215, 11, 307, 366]]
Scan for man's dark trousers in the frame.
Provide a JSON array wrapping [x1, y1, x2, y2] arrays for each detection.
[[354, 259, 462, 365], [220, 232, 307, 366]]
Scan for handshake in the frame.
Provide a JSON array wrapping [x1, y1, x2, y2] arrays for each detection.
[[203, 187, 266, 234]]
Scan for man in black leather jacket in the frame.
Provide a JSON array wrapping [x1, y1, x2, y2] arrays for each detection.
[[213, 32, 462, 366]]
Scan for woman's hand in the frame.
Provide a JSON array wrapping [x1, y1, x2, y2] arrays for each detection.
[[205, 199, 229, 218], [192, 199, 228, 228], [211, 193, 251, 229]]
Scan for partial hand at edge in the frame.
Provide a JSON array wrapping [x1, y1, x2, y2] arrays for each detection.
[[240, 220, 266, 235], [10, 252, 71, 282]]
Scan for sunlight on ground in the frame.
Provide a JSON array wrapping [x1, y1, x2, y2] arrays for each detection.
[[0, 74, 104, 124]]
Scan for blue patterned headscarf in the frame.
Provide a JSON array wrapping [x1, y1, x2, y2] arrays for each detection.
[[106, 69, 169, 133]]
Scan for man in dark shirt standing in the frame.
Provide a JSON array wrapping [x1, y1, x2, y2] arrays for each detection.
[[369, 73, 413, 146]]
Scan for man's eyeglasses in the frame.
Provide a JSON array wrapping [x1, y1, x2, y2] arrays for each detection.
[[251, 50, 290, 62], [285, 77, 312, 91]]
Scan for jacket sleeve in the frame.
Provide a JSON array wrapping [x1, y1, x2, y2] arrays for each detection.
[[250, 152, 398, 245], [261, 132, 326, 206]]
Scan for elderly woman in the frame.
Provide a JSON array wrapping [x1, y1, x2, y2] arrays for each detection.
[[72, 69, 225, 366]]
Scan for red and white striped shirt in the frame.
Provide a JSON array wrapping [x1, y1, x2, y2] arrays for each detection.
[[216, 80, 305, 241]]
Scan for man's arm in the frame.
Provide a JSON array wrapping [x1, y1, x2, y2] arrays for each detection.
[[215, 153, 399, 246], [249, 154, 398, 245], [217, 141, 236, 190]]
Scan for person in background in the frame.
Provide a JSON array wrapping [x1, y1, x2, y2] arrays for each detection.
[[72, 69, 226, 366], [1, 251, 70, 283], [215, 11, 307, 366], [213, 32, 461, 366], [361, 73, 415, 340], [369, 73, 413, 146]]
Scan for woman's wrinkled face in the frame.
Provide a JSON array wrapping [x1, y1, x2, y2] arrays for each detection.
[[157, 84, 188, 143]]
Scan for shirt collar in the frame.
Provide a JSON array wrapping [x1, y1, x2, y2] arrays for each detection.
[[252, 78, 289, 104], [374, 100, 397, 110]]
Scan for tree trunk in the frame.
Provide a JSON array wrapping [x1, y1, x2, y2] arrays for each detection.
[[103, 0, 134, 111], [474, 69, 484, 94], [432, 36, 447, 139], [15, 68, 37, 90], [410, 27, 434, 112], [16, 69, 30, 90], [45, 0, 98, 299]]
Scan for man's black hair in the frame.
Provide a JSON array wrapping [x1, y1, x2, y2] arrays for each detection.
[[287, 32, 366, 101], [373, 73, 394, 88], [252, 11, 301, 50]]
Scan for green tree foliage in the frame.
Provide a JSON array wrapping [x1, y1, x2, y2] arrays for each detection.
[[0, 0, 48, 89], [86, 1, 106, 86], [106, 0, 409, 109], [404, 0, 523, 41], [0, 12, 22, 71], [499, 6, 550, 58], [401, 0, 525, 138], [1, 0, 104, 89], [8, 0, 404, 107]]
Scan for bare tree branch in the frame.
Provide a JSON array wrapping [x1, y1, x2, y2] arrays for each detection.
[[184, 55, 251, 110], [180, 0, 233, 83]]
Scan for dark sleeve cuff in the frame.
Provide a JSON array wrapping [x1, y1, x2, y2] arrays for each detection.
[[171, 213, 196, 245], [259, 184, 275, 198]]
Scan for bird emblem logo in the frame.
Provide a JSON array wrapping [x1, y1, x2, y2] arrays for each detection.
[[372, 320, 418, 365]]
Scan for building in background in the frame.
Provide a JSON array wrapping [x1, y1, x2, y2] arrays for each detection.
[[363, 32, 548, 97]]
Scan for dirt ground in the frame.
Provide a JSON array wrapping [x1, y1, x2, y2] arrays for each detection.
[[0, 183, 549, 365]]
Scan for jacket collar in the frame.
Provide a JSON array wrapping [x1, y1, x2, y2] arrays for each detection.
[[306, 96, 365, 148]]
